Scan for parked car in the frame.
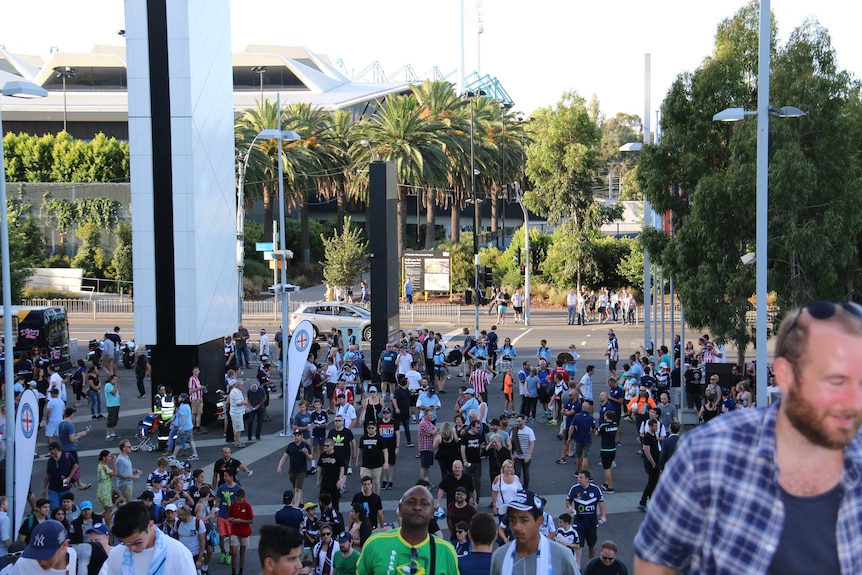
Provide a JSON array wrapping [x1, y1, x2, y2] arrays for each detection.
[[288, 301, 372, 341]]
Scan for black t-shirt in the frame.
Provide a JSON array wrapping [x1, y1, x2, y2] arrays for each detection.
[[46, 455, 73, 491], [438, 473, 475, 507], [212, 457, 243, 487], [318, 452, 345, 490], [285, 441, 311, 474], [358, 435, 386, 468], [393, 385, 411, 414], [642, 433, 660, 469], [351, 492, 383, 528], [377, 419, 399, 453], [327, 427, 354, 464], [460, 432, 484, 464], [584, 556, 630, 575], [599, 422, 618, 450]]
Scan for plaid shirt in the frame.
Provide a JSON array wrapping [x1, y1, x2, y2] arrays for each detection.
[[634, 402, 862, 574], [418, 417, 436, 452]]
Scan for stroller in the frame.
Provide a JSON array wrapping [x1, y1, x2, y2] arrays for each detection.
[[133, 413, 169, 452]]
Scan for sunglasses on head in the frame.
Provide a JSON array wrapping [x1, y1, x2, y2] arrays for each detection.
[[786, 300, 862, 335]]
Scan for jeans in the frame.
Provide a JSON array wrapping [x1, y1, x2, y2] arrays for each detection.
[[466, 460, 483, 501], [567, 305, 577, 324], [514, 457, 531, 489], [612, 307, 619, 322], [167, 426, 187, 452], [641, 463, 661, 505], [398, 413, 412, 444], [237, 346, 250, 367], [247, 407, 264, 440], [89, 391, 102, 416], [48, 489, 64, 510], [577, 310, 585, 325], [136, 374, 146, 396]]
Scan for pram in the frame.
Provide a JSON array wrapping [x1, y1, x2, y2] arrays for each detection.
[[133, 413, 169, 452]]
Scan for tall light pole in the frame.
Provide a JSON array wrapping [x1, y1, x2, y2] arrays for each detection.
[[465, 89, 485, 334], [713, 99, 806, 407], [53, 66, 75, 132], [499, 102, 513, 246], [236, 127, 300, 324], [1, 79, 48, 534], [251, 66, 266, 103]]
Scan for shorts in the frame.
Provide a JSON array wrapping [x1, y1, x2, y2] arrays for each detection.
[[386, 448, 397, 467], [409, 393, 419, 407], [608, 358, 618, 371], [577, 523, 598, 549], [360, 466, 383, 488], [107, 406, 120, 428], [229, 535, 249, 547], [289, 472, 306, 490], [513, 306, 523, 314], [217, 517, 232, 538], [600, 450, 616, 470], [177, 429, 193, 446], [45, 422, 59, 437], [420, 451, 434, 469], [191, 398, 203, 416], [231, 414, 245, 433], [669, 387, 682, 407], [574, 443, 591, 458], [312, 429, 327, 446], [381, 372, 397, 384], [497, 305, 508, 314]]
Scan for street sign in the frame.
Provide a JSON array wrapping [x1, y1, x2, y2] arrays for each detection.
[[263, 251, 273, 261], [255, 242, 274, 252]]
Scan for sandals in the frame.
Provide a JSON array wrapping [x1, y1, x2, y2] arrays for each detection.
[[79, 483, 92, 490], [234, 443, 246, 449]]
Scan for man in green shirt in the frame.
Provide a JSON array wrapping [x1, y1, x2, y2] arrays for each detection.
[[333, 531, 360, 575], [357, 485, 458, 575]]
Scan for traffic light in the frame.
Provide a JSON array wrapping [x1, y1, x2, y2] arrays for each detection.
[[519, 265, 526, 275], [516, 248, 521, 266], [483, 266, 494, 288]]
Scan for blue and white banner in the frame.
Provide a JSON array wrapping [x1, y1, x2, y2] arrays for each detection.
[[284, 320, 314, 432], [15, 389, 39, 531]]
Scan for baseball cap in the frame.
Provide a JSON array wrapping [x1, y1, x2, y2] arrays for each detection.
[[369, 386, 378, 392], [179, 393, 189, 401], [80, 501, 93, 510], [139, 491, 154, 501], [293, 428, 302, 435], [63, 407, 77, 417], [465, 388, 475, 395], [283, 490, 295, 504], [507, 489, 543, 513], [660, 362, 669, 369], [381, 407, 391, 414], [260, 328, 266, 334], [455, 486, 468, 493], [22, 520, 67, 560], [337, 531, 353, 542], [165, 503, 178, 512], [50, 388, 59, 395], [86, 523, 110, 536], [303, 502, 318, 511]]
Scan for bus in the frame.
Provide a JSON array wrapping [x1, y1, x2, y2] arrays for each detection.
[[0, 306, 72, 374]]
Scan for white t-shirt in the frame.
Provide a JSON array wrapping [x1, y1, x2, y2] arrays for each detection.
[[396, 353, 413, 376], [405, 370, 422, 390], [337, 403, 357, 429], [98, 531, 195, 575], [229, 387, 246, 418], [49, 372, 66, 402], [14, 547, 77, 575], [259, 334, 270, 357]]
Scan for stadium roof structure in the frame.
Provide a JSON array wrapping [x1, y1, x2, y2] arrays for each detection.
[[0, 44, 412, 135]]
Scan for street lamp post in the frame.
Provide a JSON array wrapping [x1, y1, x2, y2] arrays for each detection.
[[236, 127, 301, 325], [1, 79, 48, 534], [53, 66, 75, 132], [251, 66, 266, 103], [465, 89, 485, 334]]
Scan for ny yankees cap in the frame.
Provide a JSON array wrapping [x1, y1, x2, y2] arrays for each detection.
[[23, 520, 67, 560]]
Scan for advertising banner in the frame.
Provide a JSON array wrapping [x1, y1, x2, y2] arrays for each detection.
[[15, 389, 40, 531]]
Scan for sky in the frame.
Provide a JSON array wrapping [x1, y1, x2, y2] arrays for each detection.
[[1, 0, 858, 120]]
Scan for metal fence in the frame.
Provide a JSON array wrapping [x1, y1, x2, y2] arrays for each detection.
[[399, 303, 462, 323]]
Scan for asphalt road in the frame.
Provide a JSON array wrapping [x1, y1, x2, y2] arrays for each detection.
[[48, 307, 664, 574]]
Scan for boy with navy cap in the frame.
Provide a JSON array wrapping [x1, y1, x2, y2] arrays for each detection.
[[15, 519, 75, 574]]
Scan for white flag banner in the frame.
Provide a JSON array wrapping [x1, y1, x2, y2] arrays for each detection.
[[283, 320, 314, 433], [15, 389, 40, 530]]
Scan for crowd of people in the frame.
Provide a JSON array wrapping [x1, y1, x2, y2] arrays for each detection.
[[2, 304, 796, 575]]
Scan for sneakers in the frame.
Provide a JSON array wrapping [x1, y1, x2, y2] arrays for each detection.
[[548, 419, 558, 425], [407, 443, 415, 447], [137, 394, 146, 399], [637, 503, 647, 512], [187, 454, 200, 461], [225, 554, 232, 565], [219, 553, 227, 564], [604, 487, 615, 494], [556, 458, 567, 464], [347, 467, 353, 475], [411, 415, 417, 423], [308, 466, 317, 475]]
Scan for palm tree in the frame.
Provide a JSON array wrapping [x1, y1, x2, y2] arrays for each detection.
[[281, 103, 338, 263], [353, 94, 449, 263], [412, 81, 469, 248]]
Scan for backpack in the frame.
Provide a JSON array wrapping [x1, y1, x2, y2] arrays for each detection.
[[359, 361, 372, 381]]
